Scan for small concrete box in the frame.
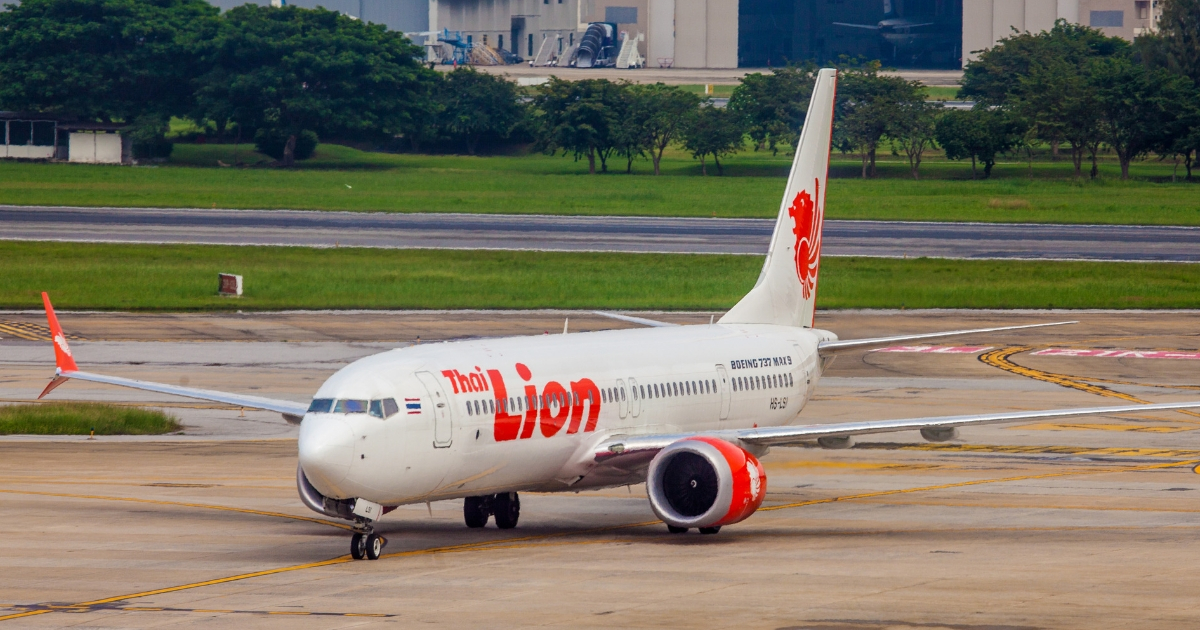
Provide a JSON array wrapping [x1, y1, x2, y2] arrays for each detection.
[[218, 273, 243, 296], [68, 131, 126, 164]]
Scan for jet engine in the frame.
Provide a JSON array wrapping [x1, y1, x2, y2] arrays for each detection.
[[646, 437, 766, 531]]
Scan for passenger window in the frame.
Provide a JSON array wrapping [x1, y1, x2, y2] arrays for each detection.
[[369, 400, 384, 418], [383, 398, 399, 418], [334, 399, 368, 413], [466, 402, 473, 416], [307, 398, 334, 413], [620, 388, 626, 401]]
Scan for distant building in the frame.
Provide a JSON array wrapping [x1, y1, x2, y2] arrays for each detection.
[[1, 113, 130, 164], [963, 0, 1162, 64]]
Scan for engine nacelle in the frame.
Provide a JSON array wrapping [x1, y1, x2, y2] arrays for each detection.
[[646, 437, 767, 529]]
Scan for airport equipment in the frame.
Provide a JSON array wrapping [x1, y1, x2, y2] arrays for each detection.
[[573, 22, 618, 68], [615, 32, 644, 69], [35, 69, 1200, 560], [530, 35, 559, 66]]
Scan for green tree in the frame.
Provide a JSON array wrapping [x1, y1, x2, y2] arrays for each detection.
[[935, 108, 1020, 179], [680, 105, 745, 176], [727, 65, 815, 154], [1013, 58, 1104, 179], [533, 78, 626, 174], [837, 63, 924, 178], [891, 99, 940, 180], [0, 0, 217, 121], [1088, 55, 1194, 179], [624, 83, 700, 175], [194, 5, 431, 166], [1157, 0, 1200, 84], [961, 20, 1127, 106], [438, 68, 525, 155]]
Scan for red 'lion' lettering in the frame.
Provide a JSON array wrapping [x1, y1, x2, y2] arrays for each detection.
[[787, 178, 823, 300], [487, 369, 522, 441], [539, 382, 569, 437], [467, 363, 605, 442], [568, 379, 601, 433]]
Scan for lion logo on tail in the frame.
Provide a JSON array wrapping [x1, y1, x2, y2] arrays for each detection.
[[787, 178, 823, 299]]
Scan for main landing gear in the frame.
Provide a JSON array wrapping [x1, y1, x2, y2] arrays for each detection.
[[463, 492, 520, 529], [350, 525, 386, 560]]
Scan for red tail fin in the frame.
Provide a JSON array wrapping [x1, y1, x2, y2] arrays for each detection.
[[42, 292, 78, 373]]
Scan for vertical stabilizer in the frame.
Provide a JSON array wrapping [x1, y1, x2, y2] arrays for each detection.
[[720, 68, 837, 329]]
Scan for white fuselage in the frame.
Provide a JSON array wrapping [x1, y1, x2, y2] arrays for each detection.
[[298, 323, 836, 507]]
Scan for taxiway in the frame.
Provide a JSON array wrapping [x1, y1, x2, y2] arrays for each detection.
[[2, 310, 1200, 628]]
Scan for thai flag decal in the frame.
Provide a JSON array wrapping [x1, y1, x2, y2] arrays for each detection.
[[405, 398, 422, 415]]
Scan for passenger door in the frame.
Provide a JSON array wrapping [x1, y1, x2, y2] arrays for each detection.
[[415, 371, 453, 448], [716, 364, 730, 421], [616, 378, 629, 420], [628, 377, 642, 418]]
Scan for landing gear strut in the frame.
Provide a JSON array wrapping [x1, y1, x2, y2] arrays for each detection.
[[350, 524, 385, 560], [462, 492, 520, 529]]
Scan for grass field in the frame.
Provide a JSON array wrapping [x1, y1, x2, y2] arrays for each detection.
[[0, 402, 181, 435], [5, 242, 1199, 311], [1, 144, 1196, 224]]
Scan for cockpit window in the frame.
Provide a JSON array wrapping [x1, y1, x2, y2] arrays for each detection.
[[307, 398, 334, 413], [369, 400, 384, 418], [334, 399, 368, 414], [382, 398, 399, 418]]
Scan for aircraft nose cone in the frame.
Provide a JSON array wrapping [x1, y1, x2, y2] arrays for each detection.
[[298, 416, 354, 494]]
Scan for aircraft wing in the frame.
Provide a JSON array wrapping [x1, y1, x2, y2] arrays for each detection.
[[37, 293, 309, 423], [817, 321, 1076, 356], [592, 311, 680, 327], [831, 21, 882, 30], [594, 400, 1200, 463]]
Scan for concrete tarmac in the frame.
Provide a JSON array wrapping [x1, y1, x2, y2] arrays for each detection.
[[5, 205, 1200, 261], [3, 310, 1200, 627]]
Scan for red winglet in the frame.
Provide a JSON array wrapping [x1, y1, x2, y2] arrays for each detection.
[[42, 292, 78, 373]]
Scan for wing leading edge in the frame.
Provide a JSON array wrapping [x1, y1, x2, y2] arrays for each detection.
[[38, 293, 308, 423], [817, 320, 1077, 355]]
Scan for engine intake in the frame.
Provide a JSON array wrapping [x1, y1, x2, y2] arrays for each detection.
[[646, 437, 767, 529]]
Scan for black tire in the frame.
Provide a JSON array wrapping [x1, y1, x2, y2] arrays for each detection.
[[493, 492, 520, 529], [365, 534, 383, 560], [463, 496, 489, 528], [667, 525, 688, 534], [698, 526, 721, 535], [350, 533, 365, 560]]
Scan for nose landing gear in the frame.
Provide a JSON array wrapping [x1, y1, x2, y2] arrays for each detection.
[[350, 525, 385, 560], [463, 492, 520, 529]]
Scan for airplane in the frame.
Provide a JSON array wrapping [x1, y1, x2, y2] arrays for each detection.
[[36, 69, 1200, 560]]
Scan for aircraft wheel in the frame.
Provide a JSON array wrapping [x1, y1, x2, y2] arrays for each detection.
[[698, 526, 721, 535], [463, 496, 489, 528], [364, 534, 383, 560], [350, 533, 366, 560], [493, 492, 520, 529], [667, 525, 688, 534]]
